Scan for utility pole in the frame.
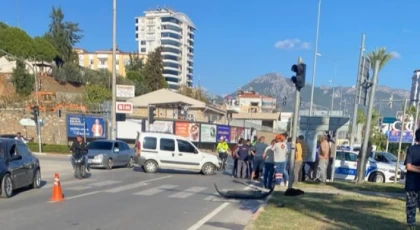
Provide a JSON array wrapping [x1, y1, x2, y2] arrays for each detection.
[[350, 34, 366, 150], [395, 98, 408, 183], [309, 0, 321, 116], [330, 66, 336, 113], [288, 57, 306, 189], [413, 72, 420, 144], [110, 0, 117, 140], [357, 60, 379, 184]]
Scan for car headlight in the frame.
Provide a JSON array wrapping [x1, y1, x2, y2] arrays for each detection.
[[388, 169, 396, 173], [94, 154, 103, 160]]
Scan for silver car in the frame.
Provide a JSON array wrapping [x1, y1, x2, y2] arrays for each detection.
[[86, 140, 137, 169]]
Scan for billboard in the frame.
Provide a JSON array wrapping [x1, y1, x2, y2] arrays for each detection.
[[381, 111, 415, 143], [200, 124, 217, 142], [175, 122, 200, 142], [386, 130, 413, 143], [116, 85, 135, 98], [117, 119, 143, 140], [146, 120, 174, 133], [67, 114, 106, 138], [216, 125, 230, 142], [230, 127, 245, 143]]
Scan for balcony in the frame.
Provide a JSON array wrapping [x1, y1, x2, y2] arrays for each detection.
[[163, 66, 180, 72], [164, 74, 180, 81], [161, 17, 181, 27], [163, 59, 180, 65], [162, 52, 181, 59], [162, 47, 181, 55]]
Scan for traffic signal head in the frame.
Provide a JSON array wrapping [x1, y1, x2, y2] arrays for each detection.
[[291, 63, 306, 90], [31, 106, 39, 122], [148, 105, 156, 124]]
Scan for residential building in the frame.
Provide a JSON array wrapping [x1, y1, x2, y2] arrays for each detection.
[[74, 48, 142, 77], [410, 69, 420, 106], [135, 7, 196, 89], [128, 89, 225, 123]]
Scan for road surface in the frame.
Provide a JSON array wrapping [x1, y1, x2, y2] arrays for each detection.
[[0, 155, 265, 230]]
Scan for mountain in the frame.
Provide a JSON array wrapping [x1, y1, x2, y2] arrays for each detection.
[[235, 73, 410, 117]]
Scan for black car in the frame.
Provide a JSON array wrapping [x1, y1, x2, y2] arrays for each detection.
[[0, 138, 41, 198]]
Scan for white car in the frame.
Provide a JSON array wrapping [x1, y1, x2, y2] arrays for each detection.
[[334, 150, 403, 183], [137, 132, 221, 175]]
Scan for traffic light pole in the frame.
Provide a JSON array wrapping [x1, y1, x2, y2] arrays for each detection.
[[356, 60, 379, 184], [288, 56, 303, 190], [110, 0, 117, 140]]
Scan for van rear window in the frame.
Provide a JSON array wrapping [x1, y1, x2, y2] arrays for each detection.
[[143, 137, 157, 150]]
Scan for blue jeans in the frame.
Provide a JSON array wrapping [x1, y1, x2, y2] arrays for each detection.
[[275, 162, 289, 184], [263, 162, 275, 188]]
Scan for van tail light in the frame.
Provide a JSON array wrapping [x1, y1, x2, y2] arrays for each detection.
[[135, 141, 141, 157]]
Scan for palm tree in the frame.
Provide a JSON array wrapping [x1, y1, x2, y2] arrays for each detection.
[[366, 48, 394, 72]]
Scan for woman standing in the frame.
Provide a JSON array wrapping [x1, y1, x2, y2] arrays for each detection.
[[263, 139, 276, 189]]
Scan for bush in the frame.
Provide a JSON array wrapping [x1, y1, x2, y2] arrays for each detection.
[[27, 143, 70, 154]]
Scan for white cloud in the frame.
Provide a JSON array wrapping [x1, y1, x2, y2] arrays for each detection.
[[274, 39, 310, 50], [390, 51, 401, 59]]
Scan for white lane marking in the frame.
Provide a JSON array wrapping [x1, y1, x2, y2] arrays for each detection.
[[187, 203, 230, 230], [203, 192, 219, 201], [48, 191, 102, 203], [187, 183, 256, 230], [133, 184, 178, 196], [104, 175, 173, 193], [42, 178, 96, 189], [169, 186, 207, 199], [67, 180, 122, 191]]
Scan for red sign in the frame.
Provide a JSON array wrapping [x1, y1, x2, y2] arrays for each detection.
[[116, 102, 133, 114]]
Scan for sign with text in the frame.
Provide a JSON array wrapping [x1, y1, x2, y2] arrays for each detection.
[[67, 114, 106, 138], [116, 85, 135, 98], [116, 102, 133, 114], [200, 124, 216, 143], [230, 127, 245, 144], [146, 120, 174, 133], [216, 125, 230, 142], [175, 122, 200, 142]]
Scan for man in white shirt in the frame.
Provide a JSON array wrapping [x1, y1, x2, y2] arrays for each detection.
[[14, 132, 26, 144], [272, 133, 289, 186]]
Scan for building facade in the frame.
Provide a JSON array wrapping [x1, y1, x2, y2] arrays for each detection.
[[135, 7, 195, 89], [74, 48, 141, 77], [410, 70, 420, 106], [225, 88, 277, 113]]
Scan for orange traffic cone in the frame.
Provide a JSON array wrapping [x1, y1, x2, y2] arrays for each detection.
[[50, 173, 64, 202]]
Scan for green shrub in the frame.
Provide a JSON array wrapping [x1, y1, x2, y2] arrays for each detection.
[[27, 143, 70, 153]]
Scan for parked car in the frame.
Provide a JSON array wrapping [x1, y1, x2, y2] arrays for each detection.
[[370, 151, 406, 174], [335, 150, 403, 183], [0, 138, 41, 198], [137, 132, 221, 175], [86, 140, 137, 169]]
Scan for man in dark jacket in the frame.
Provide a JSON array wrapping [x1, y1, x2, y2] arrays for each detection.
[[70, 135, 89, 172]]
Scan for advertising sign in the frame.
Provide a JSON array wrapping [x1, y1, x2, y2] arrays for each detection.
[[230, 127, 245, 143], [117, 119, 142, 140], [216, 125, 230, 142], [116, 102, 133, 114], [381, 111, 414, 143], [116, 85, 135, 98], [67, 114, 106, 138], [244, 128, 252, 140], [146, 120, 174, 133], [175, 122, 200, 142], [200, 124, 217, 142]]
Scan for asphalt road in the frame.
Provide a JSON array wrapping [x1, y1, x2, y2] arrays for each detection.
[[0, 155, 265, 230]]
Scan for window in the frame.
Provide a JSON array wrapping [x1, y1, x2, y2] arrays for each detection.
[[116, 60, 119, 65], [177, 140, 196, 153], [118, 142, 129, 151], [124, 59, 130, 66], [16, 143, 30, 157], [160, 138, 175, 151], [344, 152, 357, 162], [335, 151, 344, 160], [100, 60, 106, 65], [141, 48, 146, 53], [135, 26, 138, 31], [9, 144, 16, 158], [90, 60, 94, 65], [88, 141, 113, 150], [135, 18, 138, 23], [141, 40, 146, 45], [143, 137, 157, 150]]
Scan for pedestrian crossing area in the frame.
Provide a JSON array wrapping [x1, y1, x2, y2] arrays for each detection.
[[42, 178, 241, 201]]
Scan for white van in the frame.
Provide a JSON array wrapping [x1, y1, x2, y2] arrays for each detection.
[[136, 132, 221, 175]]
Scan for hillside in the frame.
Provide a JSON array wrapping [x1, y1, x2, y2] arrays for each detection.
[[235, 73, 409, 117]]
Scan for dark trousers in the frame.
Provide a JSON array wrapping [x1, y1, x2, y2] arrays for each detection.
[[406, 191, 420, 226], [263, 162, 275, 188], [232, 158, 238, 177], [247, 160, 253, 178], [237, 160, 248, 179]]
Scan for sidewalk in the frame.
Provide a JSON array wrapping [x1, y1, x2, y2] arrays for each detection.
[[33, 152, 71, 157]]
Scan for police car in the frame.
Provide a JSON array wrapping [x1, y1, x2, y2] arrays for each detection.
[[334, 150, 403, 183]]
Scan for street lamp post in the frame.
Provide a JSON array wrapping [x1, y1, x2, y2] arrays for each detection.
[[309, 0, 322, 116], [110, 0, 117, 140]]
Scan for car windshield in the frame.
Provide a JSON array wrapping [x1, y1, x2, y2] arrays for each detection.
[[88, 141, 113, 150], [380, 152, 397, 162]]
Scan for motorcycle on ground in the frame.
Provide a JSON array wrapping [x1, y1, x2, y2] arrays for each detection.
[[72, 150, 88, 179]]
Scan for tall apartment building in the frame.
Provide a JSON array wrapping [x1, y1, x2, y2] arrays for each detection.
[[410, 70, 420, 106], [135, 7, 195, 90]]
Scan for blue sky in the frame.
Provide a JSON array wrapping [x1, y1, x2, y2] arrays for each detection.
[[1, 0, 418, 95]]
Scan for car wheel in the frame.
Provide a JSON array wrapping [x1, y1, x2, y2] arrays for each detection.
[[107, 159, 113, 170], [127, 157, 135, 168], [370, 172, 385, 183], [144, 160, 158, 173], [31, 169, 41, 189], [1, 174, 13, 198], [202, 163, 216, 175]]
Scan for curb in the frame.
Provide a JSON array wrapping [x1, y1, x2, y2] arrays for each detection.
[[244, 193, 274, 230], [33, 152, 71, 157]]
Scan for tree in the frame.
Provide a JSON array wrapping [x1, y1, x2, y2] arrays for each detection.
[[83, 84, 111, 104], [178, 84, 209, 103], [33, 36, 58, 62], [12, 60, 34, 96], [142, 47, 167, 92], [366, 48, 393, 72], [0, 27, 34, 58], [125, 53, 143, 72], [0, 22, 8, 30], [45, 6, 82, 65]]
